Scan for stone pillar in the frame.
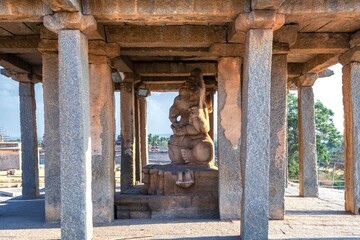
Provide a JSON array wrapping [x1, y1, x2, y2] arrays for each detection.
[[134, 95, 141, 182], [339, 44, 360, 214], [208, 91, 215, 141], [88, 41, 119, 223], [139, 97, 148, 168], [42, 50, 61, 222], [236, 11, 284, 239], [217, 57, 242, 220], [269, 54, 287, 220], [44, 12, 97, 240], [297, 82, 319, 197], [120, 81, 136, 192], [19, 81, 39, 199]]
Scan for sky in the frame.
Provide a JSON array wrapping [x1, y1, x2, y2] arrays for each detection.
[[0, 64, 343, 139]]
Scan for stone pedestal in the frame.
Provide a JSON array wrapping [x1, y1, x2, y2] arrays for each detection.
[[42, 52, 61, 222], [121, 82, 136, 192], [217, 57, 242, 220], [342, 61, 360, 214], [58, 30, 93, 240], [89, 59, 115, 223], [240, 28, 273, 239], [19, 82, 39, 199], [269, 54, 287, 219], [298, 86, 319, 197]]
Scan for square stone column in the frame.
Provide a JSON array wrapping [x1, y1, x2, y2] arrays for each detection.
[[269, 54, 288, 219], [58, 30, 93, 239], [134, 95, 141, 182], [298, 86, 319, 197], [139, 97, 148, 168], [339, 46, 360, 214], [19, 81, 39, 199], [89, 54, 116, 223], [120, 81, 136, 192], [240, 28, 274, 239], [217, 57, 242, 220], [42, 52, 61, 222]]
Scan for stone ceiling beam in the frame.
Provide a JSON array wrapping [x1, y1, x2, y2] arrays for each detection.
[[302, 54, 338, 74], [0, 35, 40, 53], [251, 0, 285, 10], [279, 0, 360, 14], [288, 63, 303, 78], [290, 33, 350, 54], [134, 62, 217, 76], [0, 54, 33, 74], [41, 0, 81, 12], [82, 0, 250, 24], [112, 57, 133, 73], [0, 0, 51, 22], [121, 47, 210, 57], [105, 25, 226, 48]]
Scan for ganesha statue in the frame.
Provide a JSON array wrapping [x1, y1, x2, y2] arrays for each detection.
[[168, 68, 214, 167]]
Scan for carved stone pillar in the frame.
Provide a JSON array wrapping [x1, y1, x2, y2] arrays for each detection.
[[88, 41, 119, 223], [269, 54, 288, 219], [217, 57, 242, 220], [296, 74, 319, 197], [339, 42, 360, 214], [19, 80, 39, 199], [44, 12, 97, 240], [234, 10, 284, 239], [120, 79, 136, 192]]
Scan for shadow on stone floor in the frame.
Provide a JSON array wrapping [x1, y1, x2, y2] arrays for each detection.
[[285, 210, 349, 215]]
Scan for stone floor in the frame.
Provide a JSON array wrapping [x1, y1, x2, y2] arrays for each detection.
[[0, 186, 359, 240]]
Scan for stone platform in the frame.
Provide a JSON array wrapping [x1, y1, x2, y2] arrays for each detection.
[[115, 186, 219, 220]]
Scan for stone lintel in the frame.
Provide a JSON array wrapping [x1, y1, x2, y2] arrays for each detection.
[[38, 39, 58, 53], [294, 73, 318, 87], [234, 10, 285, 32], [41, 0, 81, 12], [251, 0, 285, 10], [134, 62, 217, 77], [302, 54, 338, 74], [44, 12, 97, 35], [273, 24, 299, 47], [290, 33, 350, 54], [210, 43, 244, 57], [0, 54, 33, 74], [106, 25, 226, 48], [339, 47, 360, 66], [1, 69, 42, 83], [112, 56, 134, 73], [273, 42, 289, 54], [0, 0, 52, 22], [0, 35, 40, 53], [88, 41, 120, 59]]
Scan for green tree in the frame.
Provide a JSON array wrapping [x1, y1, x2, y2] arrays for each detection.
[[287, 93, 343, 179]]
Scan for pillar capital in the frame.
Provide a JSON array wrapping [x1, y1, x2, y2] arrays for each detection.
[[294, 73, 318, 87], [339, 46, 360, 66], [44, 12, 97, 34], [234, 10, 285, 32]]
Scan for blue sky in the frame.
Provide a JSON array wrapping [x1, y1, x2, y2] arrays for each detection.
[[0, 64, 343, 139]]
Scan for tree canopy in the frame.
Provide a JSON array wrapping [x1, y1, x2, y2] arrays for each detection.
[[287, 93, 343, 179]]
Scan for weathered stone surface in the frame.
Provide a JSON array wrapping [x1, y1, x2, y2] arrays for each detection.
[[0, 35, 39, 53], [269, 54, 287, 220], [241, 28, 273, 239], [279, 0, 360, 14], [40, 0, 81, 12], [58, 30, 93, 240], [302, 54, 338, 74], [290, 33, 350, 54], [19, 82, 39, 200], [217, 57, 242, 220], [342, 62, 360, 215], [0, 143, 21, 170], [274, 24, 299, 47], [295, 73, 318, 87], [234, 10, 285, 32], [288, 63, 303, 78], [210, 43, 244, 57], [42, 52, 61, 222], [0, 0, 51, 22], [350, 31, 360, 48], [298, 86, 319, 197], [106, 25, 226, 48], [339, 46, 360, 66], [89, 62, 115, 223], [121, 82, 136, 192], [82, 0, 250, 23], [251, 0, 285, 10]]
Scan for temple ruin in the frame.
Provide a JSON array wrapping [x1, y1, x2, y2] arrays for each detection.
[[0, 0, 360, 239]]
